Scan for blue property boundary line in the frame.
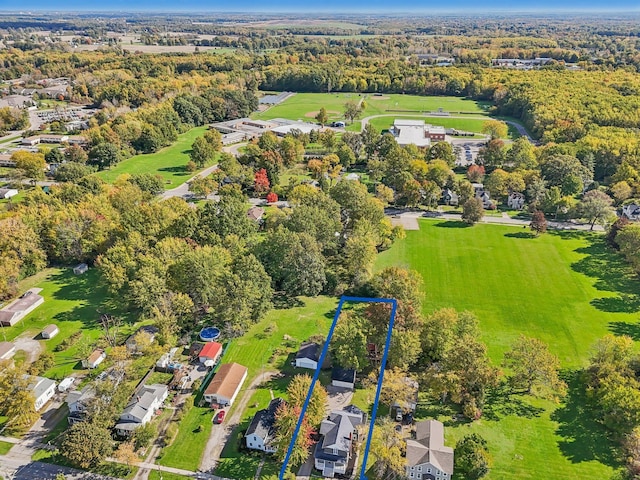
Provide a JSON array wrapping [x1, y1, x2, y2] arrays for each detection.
[[279, 295, 398, 480]]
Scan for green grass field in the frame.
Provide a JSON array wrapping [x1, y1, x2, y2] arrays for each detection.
[[374, 220, 636, 479], [3, 268, 140, 380], [160, 296, 337, 474], [253, 93, 490, 124], [95, 126, 211, 189]]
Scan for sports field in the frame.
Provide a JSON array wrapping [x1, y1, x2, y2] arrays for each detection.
[[253, 92, 490, 123], [95, 126, 211, 188], [375, 220, 634, 478]]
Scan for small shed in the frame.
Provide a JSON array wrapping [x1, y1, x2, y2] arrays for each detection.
[[0, 188, 18, 200], [83, 348, 106, 369], [42, 324, 59, 339], [73, 263, 88, 275]]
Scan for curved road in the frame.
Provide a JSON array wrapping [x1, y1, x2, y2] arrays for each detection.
[[359, 113, 535, 143]]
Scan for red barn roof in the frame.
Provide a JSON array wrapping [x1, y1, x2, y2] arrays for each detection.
[[200, 342, 222, 360]]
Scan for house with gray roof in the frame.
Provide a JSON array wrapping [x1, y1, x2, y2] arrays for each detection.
[[66, 386, 96, 424], [314, 405, 366, 477], [245, 397, 285, 453], [115, 384, 168, 436], [405, 419, 454, 480], [27, 375, 57, 411]]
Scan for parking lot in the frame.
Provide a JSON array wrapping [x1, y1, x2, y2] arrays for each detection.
[[453, 140, 484, 166]]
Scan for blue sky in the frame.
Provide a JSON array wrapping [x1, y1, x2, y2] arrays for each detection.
[[5, 0, 640, 12]]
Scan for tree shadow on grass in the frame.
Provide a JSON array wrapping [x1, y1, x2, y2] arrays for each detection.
[[158, 165, 190, 176], [568, 235, 640, 314], [504, 231, 536, 239], [482, 383, 545, 422], [272, 293, 304, 310], [608, 321, 640, 341], [552, 371, 621, 468], [433, 220, 470, 228]]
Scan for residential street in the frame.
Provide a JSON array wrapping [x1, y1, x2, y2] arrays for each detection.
[[199, 371, 276, 473]]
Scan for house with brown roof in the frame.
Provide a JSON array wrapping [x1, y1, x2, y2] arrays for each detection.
[[405, 420, 454, 480], [0, 288, 44, 326], [0, 341, 16, 360], [247, 206, 265, 222], [203, 362, 248, 407], [83, 349, 106, 369]]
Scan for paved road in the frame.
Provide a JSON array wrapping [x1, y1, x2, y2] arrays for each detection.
[[199, 371, 276, 473], [387, 209, 604, 232]]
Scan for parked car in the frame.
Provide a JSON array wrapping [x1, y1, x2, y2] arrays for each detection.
[[214, 410, 226, 424]]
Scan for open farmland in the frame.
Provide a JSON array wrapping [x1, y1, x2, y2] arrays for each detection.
[[374, 220, 638, 479]]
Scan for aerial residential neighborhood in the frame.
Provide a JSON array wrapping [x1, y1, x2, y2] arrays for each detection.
[[0, 6, 640, 480]]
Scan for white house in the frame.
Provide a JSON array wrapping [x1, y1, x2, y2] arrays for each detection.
[[314, 406, 366, 477], [622, 204, 640, 221], [27, 375, 57, 411], [245, 397, 285, 453], [0, 288, 45, 327], [66, 386, 96, 424], [405, 420, 454, 480], [115, 384, 168, 436], [0, 188, 18, 200], [295, 342, 321, 370], [203, 362, 247, 407], [41, 324, 59, 339], [507, 192, 526, 210], [83, 349, 106, 369], [0, 341, 16, 360], [331, 367, 356, 390]]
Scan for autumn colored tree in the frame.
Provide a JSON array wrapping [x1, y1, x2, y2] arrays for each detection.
[[462, 198, 484, 225], [315, 107, 329, 127], [530, 210, 547, 235], [113, 441, 138, 473], [369, 418, 405, 479], [286, 374, 328, 426], [467, 165, 485, 183], [11, 150, 45, 182], [503, 335, 566, 400], [266, 191, 278, 203], [482, 119, 508, 140], [254, 168, 271, 195], [273, 403, 315, 466]]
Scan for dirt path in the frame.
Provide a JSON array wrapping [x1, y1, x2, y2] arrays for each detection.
[[12, 333, 42, 363], [199, 371, 276, 473]]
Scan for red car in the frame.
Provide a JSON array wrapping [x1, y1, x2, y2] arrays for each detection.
[[214, 410, 226, 424]]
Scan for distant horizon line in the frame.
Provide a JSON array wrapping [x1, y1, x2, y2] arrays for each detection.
[[1, 8, 640, 15]]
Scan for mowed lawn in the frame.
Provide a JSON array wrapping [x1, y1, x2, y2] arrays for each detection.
[[375, 220, 637, 479], [253, 93, 490, 123], [160, 296, 337, 474], [95, 126, 209, 188], [4, 268, 138, 380]]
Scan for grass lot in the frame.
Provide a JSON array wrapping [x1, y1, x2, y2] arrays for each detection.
[[157, 401, 214, 471], [374, 220, 637, 479], [0, 440, 14, 454], [95, 126, 211, 189], [32, 450, 139, 479], [4, 268, 139, 380], [161, 296, 335, 477], [253, 93, 490, 124]]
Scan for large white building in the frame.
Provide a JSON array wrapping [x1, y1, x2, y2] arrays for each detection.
[[389, 120, 447, 148], [115, 384, 168, 436], [27, 375, 57, 411]]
